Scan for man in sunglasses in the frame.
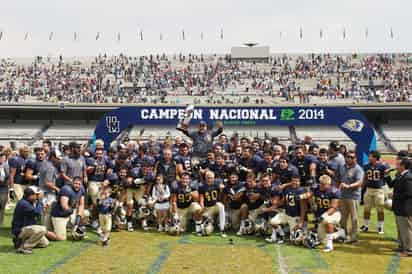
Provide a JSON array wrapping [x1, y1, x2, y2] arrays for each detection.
[[336, 150, 364, 243]]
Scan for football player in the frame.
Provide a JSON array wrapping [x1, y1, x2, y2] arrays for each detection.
[[301, 175, 345, 252], [223, 173, 246, 231], [291, 146, 318, 189], [8, 145, 30, 201], [361, 151, 388, 234], [198, 171, 226, 237], [273, 157, 299, 185], [209, 153, 230, 183], [118, 166, 140, 232], [175, 143, 193, 177], [128, 163, 155, 231], [50, 176, 86, 241], [268, 176, 306, 244], [237, 173, 265, 235], [86, 148, 113, 229], [170, 173, 202, 233]]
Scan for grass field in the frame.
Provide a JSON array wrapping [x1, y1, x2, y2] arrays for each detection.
[[0, 155, 411, 274]]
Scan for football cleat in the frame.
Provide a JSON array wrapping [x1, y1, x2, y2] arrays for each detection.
[[127, 222, 134, 232], [360, 225, 368, 232], [378, 227, 384, 235], [323, 246, 333, 253]]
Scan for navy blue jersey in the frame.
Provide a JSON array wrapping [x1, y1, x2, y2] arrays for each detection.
[[171, 182, 198, 209], [364, 162, 387, 188], [113, 159, 131, 174], [274, 164, 299, 185], [238, 155, 263, 173], [98, 197, 115, 214], [291, 156, 317, 183], [209, 163, 229, 181], [174, 154, 192, 173], [258, 160, 278, 175], [24, 158, 41, 185], [51, 185, 85, 218], [245, 185, 265, 210], [223, 182, 246, 210], [316, 160, 333, 178], [312, 186, 341, 217], [8, 156, 26, 185], [199, 181, 221, 207], [86, 157, 113, 182], [284, 187, 305, 217]]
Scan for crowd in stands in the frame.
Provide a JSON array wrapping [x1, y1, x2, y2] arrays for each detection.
[[1, 53, 412, 105]]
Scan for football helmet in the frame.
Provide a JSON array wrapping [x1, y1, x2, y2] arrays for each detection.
[[72, 226, 86, 241], [168, 216, 181, 236], [200, 215, 214, 236], [242, 219, 255, 235], [291, 228, 305, 245], [303, 231, 320, 249], [113, 202, 127, 227], [254, 218, 271, 236]]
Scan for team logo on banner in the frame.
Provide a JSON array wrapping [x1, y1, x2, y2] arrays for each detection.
[[342, 119, 364, 132], [280, 109, 295, 121], [105, 116, 120, 133]]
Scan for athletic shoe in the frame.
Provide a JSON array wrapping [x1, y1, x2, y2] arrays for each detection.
[[323, 246, 333, 253], [127, 222, 134, 232], [360, 225, 368, 232], [236, 230, 243, 236], [102, 238, 110, 246], [91, 220, 99, 230], [276, 237, 284, 244], [220, 231, 227, 238], [97, 227, 104, 238], [265, 237, 276, 243], [336, 228, 346, 240], [158, 225, 164, 232], [378, 227, 384, 235], [16, 248, 32, 255]]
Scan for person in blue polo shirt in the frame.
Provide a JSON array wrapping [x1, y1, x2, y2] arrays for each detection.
[[12, 186, 50, 254]]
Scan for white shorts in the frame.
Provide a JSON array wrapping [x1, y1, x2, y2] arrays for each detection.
[[155, 202, 170, 211]]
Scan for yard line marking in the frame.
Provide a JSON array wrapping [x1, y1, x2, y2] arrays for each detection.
[[276, 245, 289, 274], [384, 253, 400, 274], [146, 242, 170, 274], [41, 239, 96, 274]]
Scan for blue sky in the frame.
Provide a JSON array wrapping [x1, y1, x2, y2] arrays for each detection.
[[0, 0, 410, 57]]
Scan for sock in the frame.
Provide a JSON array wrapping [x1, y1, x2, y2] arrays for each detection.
[[218, 204, 226, 232], [271, 228, 277, 241], [364, 219, 369, 227], [239, 220, 245, 230], [378, 221, 384, 230], [195, 221, 202, 232], [276, 227, 285, 237], [326, 233, 333, 249]]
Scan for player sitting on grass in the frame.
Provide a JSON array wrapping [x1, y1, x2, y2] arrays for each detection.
[[267, 175, 306, 244], [300, 175, 346, 252]]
